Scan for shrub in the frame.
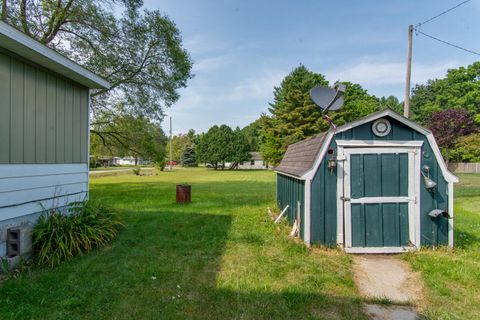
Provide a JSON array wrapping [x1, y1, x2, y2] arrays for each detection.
[[155, 158, 166, 171], [32, 201, 123, 267]]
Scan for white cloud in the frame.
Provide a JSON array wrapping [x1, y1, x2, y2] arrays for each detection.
[[163, 69, 287, 134], [192, 55, 231, 72], [325, 59, 462, 87]]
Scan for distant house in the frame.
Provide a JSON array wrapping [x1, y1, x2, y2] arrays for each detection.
[[118, 156, 150, 166], [0, 21, 109, 258], [239, 152, 268, 169]]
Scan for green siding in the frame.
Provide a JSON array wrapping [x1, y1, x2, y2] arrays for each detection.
[[308, 115, 450, 247], [349, 152, 410, 247], [350, 153, 408, 198], [11, 59, 24, 163], [415, 131, 449, 246], [276, 174, 305, 239], [0, 53, 10, 163], [310, 146, 338, 246], [339, 117, 450, 246], [0, 50, 89, 164], [35, 70, 47, 163], [24, 64, 37, 162], [351, 203, 409, 247]]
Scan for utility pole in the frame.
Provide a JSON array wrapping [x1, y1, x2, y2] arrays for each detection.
[[169, 116, 172, 170], [404, 25, 413, 118]]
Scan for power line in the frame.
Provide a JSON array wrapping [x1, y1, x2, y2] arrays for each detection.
[[416, 0, 471, 28], [416, 30, 480, 56], [413, 0, 479, 56]]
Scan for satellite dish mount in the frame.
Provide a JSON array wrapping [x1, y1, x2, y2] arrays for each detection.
[[310, 82, 346, 130]]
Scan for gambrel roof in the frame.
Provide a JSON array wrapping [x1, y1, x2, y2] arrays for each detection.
[[275, 133, 327, 177], [275, 109, 458, 183]]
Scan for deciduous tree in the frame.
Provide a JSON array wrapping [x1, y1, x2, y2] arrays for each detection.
[[410, 62, 480, 124], [427, 109, 477, 163], [1, 0, 192, 149], [450, 133, 480, 163], [91, 114, 167, 166]]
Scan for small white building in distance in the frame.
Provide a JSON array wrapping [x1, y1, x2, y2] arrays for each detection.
[[239, 152, 268, 170]]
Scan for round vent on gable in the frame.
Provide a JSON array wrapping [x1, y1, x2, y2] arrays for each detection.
[[372, 118, 391, 137]]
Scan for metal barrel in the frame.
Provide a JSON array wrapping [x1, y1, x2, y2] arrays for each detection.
[[176, 185, 191, 204]]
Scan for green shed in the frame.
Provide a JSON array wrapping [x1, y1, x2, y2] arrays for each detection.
[[275, 109, 458, 253]]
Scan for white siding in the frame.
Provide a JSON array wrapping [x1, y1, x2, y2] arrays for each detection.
[[0, 164, 88, 221], [238, 160, 267, 170]]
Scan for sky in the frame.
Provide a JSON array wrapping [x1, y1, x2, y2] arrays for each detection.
[[142, 0, 480, 134]]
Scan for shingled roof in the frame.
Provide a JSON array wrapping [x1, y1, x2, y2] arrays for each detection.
[[275, 132, 327, 177]]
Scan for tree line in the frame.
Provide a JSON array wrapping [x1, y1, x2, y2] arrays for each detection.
[[258, 64, 479, 165], [2, 2, 477, 166]]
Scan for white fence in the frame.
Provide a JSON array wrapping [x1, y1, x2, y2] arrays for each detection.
[[448, 163, 480, 174]]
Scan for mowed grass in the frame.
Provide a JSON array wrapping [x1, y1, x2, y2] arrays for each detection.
[[403, 173, 480, 320], [0, 168, 367, 320]]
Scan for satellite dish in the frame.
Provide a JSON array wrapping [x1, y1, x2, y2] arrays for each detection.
[[310, 83, 346, 114]]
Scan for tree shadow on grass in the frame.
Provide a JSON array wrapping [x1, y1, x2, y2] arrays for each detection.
[[0, 209, 366, 319]]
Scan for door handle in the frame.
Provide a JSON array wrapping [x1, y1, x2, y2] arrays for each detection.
[[340, 196, 351, 202]]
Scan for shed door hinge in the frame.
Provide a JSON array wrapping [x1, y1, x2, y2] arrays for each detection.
[[340, 196, 351, 202]]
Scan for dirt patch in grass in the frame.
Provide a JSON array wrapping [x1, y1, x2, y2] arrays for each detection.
[[352, 255, 425, 306]]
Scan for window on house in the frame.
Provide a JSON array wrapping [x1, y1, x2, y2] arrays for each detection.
[[250, 160, 255, 165]]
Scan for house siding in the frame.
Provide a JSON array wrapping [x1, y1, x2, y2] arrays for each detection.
[[0, 50, 89, 164], [276, 174, 305, 239]]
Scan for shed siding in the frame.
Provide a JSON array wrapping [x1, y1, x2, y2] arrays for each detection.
[[276, 174, 305, 239], [0, 50, 89, 164], [310, 140, 338, 245], [336, 117, 449, 246]]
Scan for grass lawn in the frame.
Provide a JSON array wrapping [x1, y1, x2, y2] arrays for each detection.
[[89, 165, 151, 171], [403, 173, 480, 320], [0, 168, 367, 320]]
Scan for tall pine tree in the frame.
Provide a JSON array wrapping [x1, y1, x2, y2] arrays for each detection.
[[260, 65, 380, 165]]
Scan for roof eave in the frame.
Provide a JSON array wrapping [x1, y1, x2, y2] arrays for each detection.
[[274, 169, 304, 179], [0, 21, 110, 89]]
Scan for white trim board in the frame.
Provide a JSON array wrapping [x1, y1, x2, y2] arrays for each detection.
[[345, 247, 415, 254], [335, 109, 430, 136], [303, 179, 311, 244], [448, 182, 454, 248], [302, 131, 335, 180], [342, 146, 421, 251], [301, 109, 458, 183], [274, 170, 305, 180], [335, 109, 457, 183], [0, 21, 109, 89], [336, 140, 423, 147]]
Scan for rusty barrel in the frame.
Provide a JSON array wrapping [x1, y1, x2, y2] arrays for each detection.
[[176, 185, 191, 204]]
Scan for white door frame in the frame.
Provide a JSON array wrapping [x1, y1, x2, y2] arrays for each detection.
[[336, 142, 422, 253]]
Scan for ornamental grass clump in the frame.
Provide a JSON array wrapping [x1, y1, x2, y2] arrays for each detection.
[[33, 201, 123, 267]]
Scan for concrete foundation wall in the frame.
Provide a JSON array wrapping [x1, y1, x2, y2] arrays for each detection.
[[0, 211, 40, 257]]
